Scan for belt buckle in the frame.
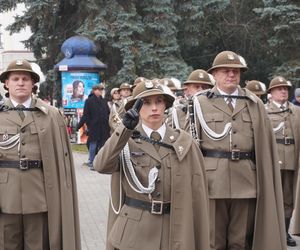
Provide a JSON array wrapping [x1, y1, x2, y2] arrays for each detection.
[[19, 159, 28, 170], [151, 200, 163, 215], [231, 149, 240, 161], [284, 137, 291, 145]]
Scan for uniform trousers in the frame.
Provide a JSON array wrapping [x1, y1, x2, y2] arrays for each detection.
[[0, 212, 49, 250], [210, 198, 256, 250], [281, 170, 294, 218]]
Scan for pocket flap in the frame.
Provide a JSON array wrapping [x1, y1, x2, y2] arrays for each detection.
[[130, 155, 150, 167], [121, 205, 143, 221], [0, 127, 18, 134], [30, 124, 38, 134], [0, 172, 8, 183], [204, 113, 224, 122], [242, 112, 252, 122]]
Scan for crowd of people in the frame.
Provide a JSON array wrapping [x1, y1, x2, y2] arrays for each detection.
[[0, 51, 299, 250], [96, 50, 300, 250]]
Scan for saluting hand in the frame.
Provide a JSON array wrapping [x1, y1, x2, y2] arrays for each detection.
[[122, 98, 143, 130]]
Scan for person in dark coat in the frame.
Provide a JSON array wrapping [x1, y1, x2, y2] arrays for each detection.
[[292, 88, 300, 107], [77, 84, 110, 170]]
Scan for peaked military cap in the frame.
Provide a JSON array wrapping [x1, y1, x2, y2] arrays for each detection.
[[125, 79, 174, 111], [159, 78, 178, 91], [268, 76, 292, 92], [207, 51, 248, 73], [0, 59, 40, 83], [118, 82, 132, 90], [245, 80, 266, 95], [184, 69, 215, 86]]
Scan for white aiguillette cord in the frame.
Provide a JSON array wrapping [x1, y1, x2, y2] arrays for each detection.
[[110, 143, 159, 214], [273, 121, 284, 133], [193, 97, 232, 140], [0, 134, 20, 150]]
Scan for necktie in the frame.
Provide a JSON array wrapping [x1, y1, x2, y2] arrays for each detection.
[[16, 104, 25, 121], [150, 131, 161, 151], [280, 105, 285, 111], [227, 97, 234, 112]]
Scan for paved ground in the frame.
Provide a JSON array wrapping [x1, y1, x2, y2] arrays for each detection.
[[75, 151, 110, 250], [73, 151, 300, 250]]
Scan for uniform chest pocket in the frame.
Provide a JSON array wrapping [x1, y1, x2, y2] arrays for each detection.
[[0, 127, 18, 142], [30, 124, 38, 134], [269, 115, 284, 128], [242, 112, 252, 122], [241, 112, 254, 137], [205, 113, 224, 123], [0, 172, 8, 183], [130, 154, 151, 168], [204, 113, 224, 132]]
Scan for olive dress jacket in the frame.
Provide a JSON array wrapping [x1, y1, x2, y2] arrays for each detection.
[[0, 98, 81, 250], [265, 102, 300, 235], [94, 123, 210, 250], [196, 86, 286, 250]]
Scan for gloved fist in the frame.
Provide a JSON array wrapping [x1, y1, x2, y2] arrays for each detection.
[[122, 98, 143, 130]]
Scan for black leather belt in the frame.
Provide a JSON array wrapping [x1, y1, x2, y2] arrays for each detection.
[[276, 138, 295, 145], [0, 160, 43, 170], [202, 149, 255, 161], [124, 196, 171, 215]]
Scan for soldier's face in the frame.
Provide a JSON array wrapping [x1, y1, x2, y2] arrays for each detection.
[[120, 88, 131, 98], [5, 72, 34, 103], [270, 86, 289, 104], [212, 67, 240, 94], [184, 83, 208, 97], [112, 91, 121, 100], [140, 95, 166, 130]]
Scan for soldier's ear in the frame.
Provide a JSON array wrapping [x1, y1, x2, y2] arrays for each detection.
[[32, 85, 38, 94], [4, 80, 9, 90]]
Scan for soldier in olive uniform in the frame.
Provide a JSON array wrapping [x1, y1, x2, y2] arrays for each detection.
[[194, 51, 286, 250], [245, 80, 267, 102], [265, 76, 300, 247], [167, 69, 215, 137], [183, 69, 215, 98], [109, 82, 134, 133], [118, 82, 132, 99], [94, 80, 210, 250], [0, 60, 81, 249]]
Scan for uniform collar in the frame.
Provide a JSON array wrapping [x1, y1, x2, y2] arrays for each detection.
[[272, 100, 287, 109], [217, 87, 238, 107], [142, 122, 166, 140], [10, 97, 32, 108]]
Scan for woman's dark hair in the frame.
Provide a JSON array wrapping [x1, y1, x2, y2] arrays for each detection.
[[71, 80, 84, 99]]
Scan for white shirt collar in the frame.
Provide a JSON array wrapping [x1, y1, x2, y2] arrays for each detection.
[[142, 123, 166, 141], [273, 101, 287, 109], [10, 97, 32, 108], [217, 87, 238, 106]]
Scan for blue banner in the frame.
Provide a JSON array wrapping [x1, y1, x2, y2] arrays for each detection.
[[62, 71, 100, 109]]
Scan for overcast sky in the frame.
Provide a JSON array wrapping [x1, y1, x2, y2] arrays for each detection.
[[0, 4, 31, 51]]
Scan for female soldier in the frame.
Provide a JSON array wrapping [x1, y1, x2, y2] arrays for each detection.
[[94, 79, 209, 250]]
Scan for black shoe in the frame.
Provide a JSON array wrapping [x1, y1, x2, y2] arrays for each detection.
[[90, 167, 95, 171], [287, 233, 297, 247]]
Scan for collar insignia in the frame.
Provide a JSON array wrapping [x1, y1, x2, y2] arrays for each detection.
[[178, 146, 184, 155]]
